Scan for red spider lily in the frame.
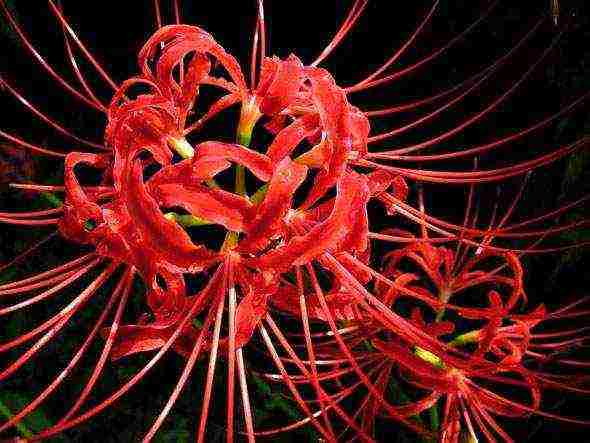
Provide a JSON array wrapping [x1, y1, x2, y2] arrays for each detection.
[[261, 203, 590, 440], [280, 278, 590, 442], [0, 1, 588, 442]]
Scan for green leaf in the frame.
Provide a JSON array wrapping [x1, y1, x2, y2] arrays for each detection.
[[0, 391, 66, 441]]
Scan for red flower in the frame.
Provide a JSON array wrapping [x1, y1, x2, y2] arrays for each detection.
[[0, 2, 588, 442]]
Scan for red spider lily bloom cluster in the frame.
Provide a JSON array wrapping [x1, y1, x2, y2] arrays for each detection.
[[0, 1, 589, 442]]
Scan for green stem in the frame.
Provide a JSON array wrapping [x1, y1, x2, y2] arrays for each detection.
[[412, 348, 442, 441], [234, 98, 260, 198], [250, 184, 268, 205], [235, 165, 246, 197], [388, 377, 427, 431], [221, 98, 261, 251], [429, 400, 440, 432], [164, 212, 212, 227], [0, 398, 34, 439], [448, 329, 480, 347], [423, 289, 450, 440]]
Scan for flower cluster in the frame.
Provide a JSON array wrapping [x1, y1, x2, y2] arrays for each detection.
[[0, 1, 588, 442]]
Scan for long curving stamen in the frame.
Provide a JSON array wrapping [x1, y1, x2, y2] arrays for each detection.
[[357, 137, 587, 184], [464, 395, 497, 442], [142, 289, 221, 441], [60, 17, 107, 111], [263, 315, 378, 442], [364, 68, 486, 117], [257, 362, 389, 437], [196, 289, 227, 443], [153, 0, 163, 29], [378, 191, 588, 242], [59, 268, 134, 423], [502, 194, 590, 232], [368, 90, 590, 162], [258, 356, 379, 384], [311, 0, 368, 67], [174, 0, 184, 83], [336, 365, 392, 440], [34, 264, 226, 439], [0, 298, 82, 354], [296, 267, 337, 439], [0, 258, 93, 298], [346, 0, 500, 93], [0, 263, 116, 382], [249, 20, 260, 89], [0, 254, 95, 291], [304, 263, 430, 437], [366, 21, 558, 146], [236, 334, 255, 443], [47, 0, 119, 91], [10, 183, 112, 194], [249, 0, 267, 89], [0, 75, 105, 150], [367, 195, 590, 255], [0, 259, 101, 315], [354, 0, 440, 86], [173, 0, 181, 24], [458, 396, 479, 443], [258, 323, 338, 441], [226, 261, 237, 442], [452, 159, 478, 272], [0, 130, 67, 157], [417, 183, 428, 239], [0, 0, 105, 112], [475, 397, 513, 442], [468, 379, 590, 425], [532, 326, 590, 340], [0, 269, 128, 435], [258, 0, 266, 68], [0, 207, 62, 219], [0, 232, 58, 275], [0, 216, 60, 226]]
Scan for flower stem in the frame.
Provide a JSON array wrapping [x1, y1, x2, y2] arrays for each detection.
[[249, 184, 268, 205], [429, 400, 440, 432], [235, 165, 246, 198], [164, 212, 211, 227], [223, 97, 261, 250], [235, 97, 261, 198], [448, 329, 480, 347]]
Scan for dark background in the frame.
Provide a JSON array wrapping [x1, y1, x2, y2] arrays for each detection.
[[0, 1, 589, 441]]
